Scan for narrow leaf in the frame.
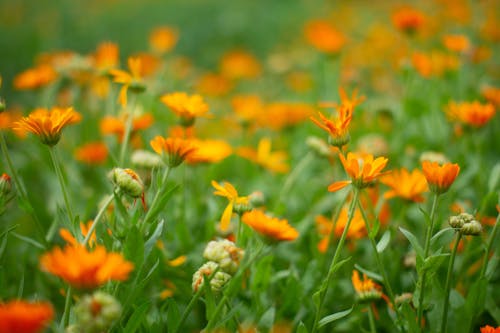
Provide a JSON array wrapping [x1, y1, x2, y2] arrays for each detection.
[[318, 307, 353, 328], [399, 227, 424, 259], [167, 299, 180, 333], [376, 230, 391, 253], [296, 322, 308, 333], [123, 301, 150, 333], [144, 220, 165, 258]]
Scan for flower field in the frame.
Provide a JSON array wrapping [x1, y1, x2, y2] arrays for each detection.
[[0, 0, 499, 332]]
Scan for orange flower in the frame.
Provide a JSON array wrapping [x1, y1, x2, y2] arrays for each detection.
[[0, 300, 54, 333], [391, 6, 425, 34], [328, 152, 389, 192], [109, 57, 145, 107], [186, 139, 232, 164], [480, 325, 500, 333], [196, 73, 233, 97], [220, 50, 261, 80], [231, 94, 264, 124], [316, 210, 366, 253], [59, 221, 97, 246], [149, 26, 178, 54], [150, 136, 198, 167], [260, 102, 314, 130], [13, 107, 81, 146], [304, 20, 346, 54], [351, 270, 383, 302], [92, 42, 119, 74], [411, 51, 459, 78], [40, 244, 134, 289], [237, 138, 289, 174], [381, 168, 428, 202], [13, 64, 57, 90], [482, 86, 500, 108], [75, 142, 108, 165], [446, 101, 496, 128], [442, 34, 470, 53], [212, 180, 250, 231], [241, 210, 298, 241], [421, 161, 460, 194], [100, 113, 154, 142], [160, 92, 210, 127]]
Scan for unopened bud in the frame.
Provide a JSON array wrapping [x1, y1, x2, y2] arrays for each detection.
[[328, 132, 350, 149], [109, 168, 144, 198], [461, 220, 482, 236], [131, 150, 164, 169], [74, 291, 121, 333], [449, 212, 482, 236], [203, 239, 244, 274], [395, 293, 413, 305], [0, 173, 12, 197], [192, 261, 231, 293]]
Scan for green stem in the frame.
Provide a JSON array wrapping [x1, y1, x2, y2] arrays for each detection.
[[479, 213, 500, 279], [441, 231, 462, 333], [174, 285, 205, 333], [118, 95, 136, 166], [311, 189, 359, 333], [143, 166, 171, 225], [82, 192, 115, 245], [417, 193, 440, 331], [368, 305, 377, 333], [60, 286, 72, 329], [49, 147, 75, 225]]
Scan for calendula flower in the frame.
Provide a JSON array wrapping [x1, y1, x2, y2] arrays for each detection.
[[381, 168, 428, 202], [212, 180, 251, 231], [149, 26, 178, 54], [391, 6, 425, 34], [231, 94, 264, 124], [442, 34, 470, 53], [192, 261, 231, 293], [59, 220, 97, 246], [13, 107, 81, 146], [40, 244, 134, 289], [0, 300, 54, 333], [241, 210, 299, 242], [160, 92, 210, 127], [260, 102, 314, 130], [186, 139, 232, 165], [421, 161, 460, 194], [203, 239, 244, 274], [13, 64, 57, 90], [304, 20, 346, 54], [109, 57, 145, 107], [74, 142, 108, 165], [92, 42, 119, 74], [482, 86, 500, 107], [73, 291, 122, 333], [150, 136, 198, 167], [237, 138, 290, 173], [411, 51, 459, 78], [480, 325, 500, 333], [99, 113, 154, 142], [352, 270, 383, 302], [446, 101, 496, 128], [316, 211, 366, 253], [196, 73, 233, 97], [220, 50, 261, 80], [328, 152, 389, 192]]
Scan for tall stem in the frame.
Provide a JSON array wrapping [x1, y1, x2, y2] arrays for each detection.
[[479, 213, 499, 279], [118, 96, 136, 166], [82, 192, 115, 245], [441, 231, 462, 333], [417, 193, 440, 331], [311, 189, 359, 333], [143, 166, 171, 225], [49, 147, 75, 225], [60, 286, 72, 329], [368, 305, 377, 333]]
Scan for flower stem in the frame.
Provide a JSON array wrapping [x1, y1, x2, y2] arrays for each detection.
[[441, 231, 462, 333], [119, 96, 136, 167], [82, 192, 115, 245], [60, 286, 72, 329], [479, 212, 499, 279], [368, 305, 377, 333], [49, 147, 75, 225], [417, 193, 440, 331], [311, 189, 359, 333], [143, 166, 171, 225]]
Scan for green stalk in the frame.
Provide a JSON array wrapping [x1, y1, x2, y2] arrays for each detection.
[[417, 193, 440, 331], [311, 189, 359, 333], [479, 213, 500, 279], [49, 146, 75, 225], [368, 305, 377, 333], [441, 231, 462, 333], [60, 286, 72, 329], [118, 95, 136, 166], [143, 166, 171, 225], [82, 192, 115, 245]]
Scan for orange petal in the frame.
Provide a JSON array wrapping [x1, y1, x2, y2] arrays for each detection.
[[327, 180, 351, 192]]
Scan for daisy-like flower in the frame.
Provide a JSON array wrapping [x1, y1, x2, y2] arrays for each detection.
[[442, 34, 470, 53], [74, 142, 108, 165], [482, 86, 500, 108], [13, 107, 81, 146], [59, 221, 97, 247], [237, 138, 289, 174], [421, 161, 460, 194], [13, 64, 57, 90], [446, 101, 496, 128], [0, 300, 54, 333], [304, 20, 346, 54], [109, 57, 145, 107], [381, 168, 428, 202], [351, 270, 383, 303], [150, 136, 198, 168], [160, 92, 210, 127], [40, 244, 134, 289], [328, 152, 389, 192], [93, 42, 119, 74], [100, 113, 154, 142], [212, 180, 251, 231], [241, 209, 299, 242], [391, 6, 425, 35]]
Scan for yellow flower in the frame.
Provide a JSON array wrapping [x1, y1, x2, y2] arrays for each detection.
[[40, 244, 134, 289], [381, 168, 428, 202], [160, 92, 210, 126], [237, 138, 289, 174], [13, 107, 81, 146], [150, 136, 198, 167], [328, 152, 389, 192], [212, 180, 250, 231], [241, 210, 299, 242], [421, 161, 460, 194], [186, 139, 232, 164], [109, 57, 145, 107], [220, 50, 261, 80]]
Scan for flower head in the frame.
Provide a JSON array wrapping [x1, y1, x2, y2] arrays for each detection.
[[480, 325, 500, 333], [192, 261, 231, 293], [150, 136, 198, 168], [149, 26, 178, 54], [75, 142, 108, 165], [212, 180, 250, 231], [13, 107, 81, 146], [109, 57, 145, 107], [0, 300, 54, 333], [186, 139, 232, 165], [304, 20, 346, 54], [237, 138, 289, 174], [328, 152, 389, 192], [92, 42, 119, 74], [392, 6, 425, 34], [13, 64, 57, 90], [60, 221, 97, 247], [203, 239, 244, 274], [73, 291, 122, 333], [446, 101, 496, 128], [241, 210, 299, 242], [40, 244, 134, 289], [422, 161, 460, 194], [352, 270, 383, 303], [220, 50, 261, 80], [160, 92, 210, 127], [316, 210, 366, 252], [442, 34, 470, 53], [381, 168, 428, 202]]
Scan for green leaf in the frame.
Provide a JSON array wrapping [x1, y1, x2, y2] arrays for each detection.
[[400, 302, 420, 333], [376, 230, 391, 253], [430, 227, 454, 247], [488, 163, 500, 192], [123, 301, 150, 333], [331, 256, 352, 274], [296, 322, 308, 333], [423, 253, 449, 277], [369, 218, 380, 239], [399, 227, 424, 259], [486, 255, 499, 280], [465, 277, 487, 319], [203, 277, 216, 321], [318, 306, 353, 328], [167, 299, 180, 333], [353, 264, 383, 282], [258, 307, 275, 330], [144, 219, 165, 259], [11, 232, 45, 250], [145, 185, 179, 224], [124, 226, 144, 269]]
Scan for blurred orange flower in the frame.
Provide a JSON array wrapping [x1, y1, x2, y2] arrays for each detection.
[[220, 50, 261, 80], [381, 168, 428, 202], [421, 161, 460, 194], [160, 92, 210, 127], [196, 73, 233, 97], [328, 152, 389, 192], [100, 113, 154, 142], [109, 57, 145, 107], [150, 136, 198, 167], [241, 210, 298, 242], [482, 86, 500, 108], [92, 42, 119, 74], [260, 102, 314, 130], [316, 210, 365, 253], [237, 138, 289, 173], [13, 107, 81, 146], [304, 20, 346, 54], [59, 220, 97, 247], [442, 34, 470, 53], [13, 64, 57, 90], [0, 300, 54, 333], [392, 6, 425, 34], [411, 51, 459, 78], [149, 26, 178, 54], [231, 94, 263, 124], [40, 244, 134, 289], [480, 325, 500, 333], [74, 142, 108, 165], [186, 139, 232, 165], [446, 101, 496, 128], [212, 180, 250, 231]]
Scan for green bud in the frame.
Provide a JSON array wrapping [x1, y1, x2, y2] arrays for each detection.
[[192, 261, 231, 293], [109, 168, 144, 198], [203, 239, 244, 275], [131, 150, 164, 169], [461, 220, 482, 236]]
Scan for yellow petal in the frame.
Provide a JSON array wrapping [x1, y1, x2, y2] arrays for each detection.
[[220, 201, 234, 231]]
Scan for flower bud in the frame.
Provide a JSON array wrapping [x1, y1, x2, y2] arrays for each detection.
[[203, 239, 244, 274], [74, 291, 121, 333], [0, 173, 12, 197], [109, 168, 144, 198], [192, 261, 231, 293], [395, 293, 413, 305], [448, 212, 474, 229], [234, 200, 252, 215], [449, 212, 482, 236], [461, 220, 482, 236], [306, 136, 334, 158], [131, 150, 164, 169]]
